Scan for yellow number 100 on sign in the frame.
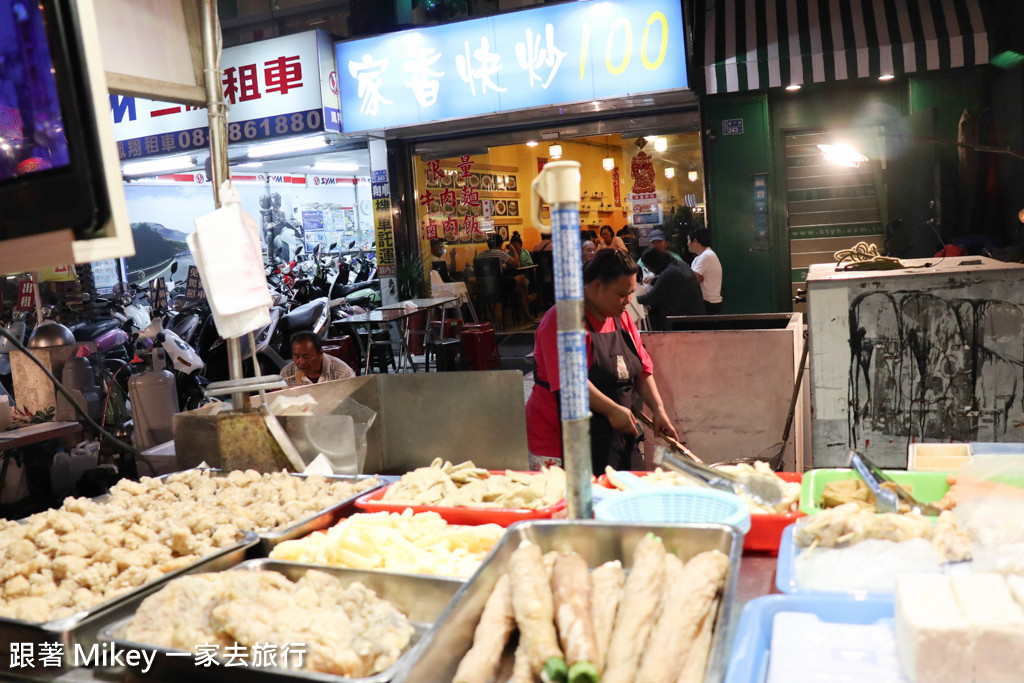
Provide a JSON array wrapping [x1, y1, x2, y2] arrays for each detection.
[[579, 11, 669, 80]]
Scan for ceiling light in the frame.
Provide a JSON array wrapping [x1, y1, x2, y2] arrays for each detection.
[[878, 73, 895, 81], [688, 170, 698, 182], [122, 154, 196, 176], [233, 161, 263, 169], [785, 83, 801, 91], [526, 140, 538, 147], [313, 161, 360, 173], [817, 143, 868, 168], [548, 144, 562, 159], [664, 167, 675, 179], [248, 136, 328, 158], [602, 157, 615, 171], [654, 137, 668, 152]]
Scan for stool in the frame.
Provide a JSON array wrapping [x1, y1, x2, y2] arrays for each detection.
[[322, 335, 360, 376], [369, 329, 396, 373], [426, 338, 462, 372], [461, 324, 501, 371], [428, 318, 463, 344]]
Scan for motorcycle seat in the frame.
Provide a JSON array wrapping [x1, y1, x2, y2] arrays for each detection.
[[73, 318, 121, 341], [278, 299, 326, 335]]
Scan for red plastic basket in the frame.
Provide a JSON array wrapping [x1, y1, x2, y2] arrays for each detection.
[[353, 472, 567, 527], [596, 471, 804, 554]]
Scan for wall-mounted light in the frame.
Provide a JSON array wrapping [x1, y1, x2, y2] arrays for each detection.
[[313, 160, 360, 173], [878, 73, 895, 81], [249, 135, 328, 158], [688, 170, 698, 182], [785, 83, 801, 92], [526, 140, 539, 147], [122, 154, 196, 176], [602, 157, 615, 171], [664, 167, 675, 179], [548, 144, 562, 159], [654, 137, 667, 152], [817, 143, 868, 168]]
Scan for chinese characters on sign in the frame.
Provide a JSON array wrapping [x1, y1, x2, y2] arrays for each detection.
[[336, 0, 686, 132], [185, 265, 207, 303], [371, 170, 397, 277], [15, 279, 34, 312], [8, 642, 306, 671], [111, 32, 339, 159]]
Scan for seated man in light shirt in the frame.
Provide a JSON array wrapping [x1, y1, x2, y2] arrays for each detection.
[[281, 332, 355, 386]]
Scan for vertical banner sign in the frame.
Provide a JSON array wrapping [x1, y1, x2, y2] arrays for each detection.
[[185, 265, 207, 303], [371, 170, 397, 277], [15, 280, 35, 311], [611, 167, 622, 207], [753, 174, 769, 241]]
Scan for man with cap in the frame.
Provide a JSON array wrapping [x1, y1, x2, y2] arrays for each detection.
[[638, 227, 683, 281]]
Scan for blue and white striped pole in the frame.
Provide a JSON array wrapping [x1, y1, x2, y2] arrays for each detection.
[[531, 161, 591, 519]]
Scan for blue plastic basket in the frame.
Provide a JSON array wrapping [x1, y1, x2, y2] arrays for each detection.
[[594, 488, 751, 534]]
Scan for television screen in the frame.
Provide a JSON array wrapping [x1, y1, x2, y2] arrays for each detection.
[[0, 0, 72, 182]]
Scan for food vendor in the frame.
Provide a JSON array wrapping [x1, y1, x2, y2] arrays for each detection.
[[525, 249, 678, 471]]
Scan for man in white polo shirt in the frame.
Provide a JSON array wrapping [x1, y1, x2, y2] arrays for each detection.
[[686, 227, 723, 314]]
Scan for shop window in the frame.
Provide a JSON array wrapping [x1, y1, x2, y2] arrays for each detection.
[[412, 131, 704, 278]]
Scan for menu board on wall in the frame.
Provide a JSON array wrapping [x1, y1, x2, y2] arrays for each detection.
[[419, 156, 521, 244]]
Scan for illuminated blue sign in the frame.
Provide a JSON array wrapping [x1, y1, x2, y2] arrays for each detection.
[[335, 0, 687, 133]]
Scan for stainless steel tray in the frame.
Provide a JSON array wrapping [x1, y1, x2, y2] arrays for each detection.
[[99, 558, 463, 682], [0, 530, 257, 676], [393, 520, 743, 683], [255, 473, 383, 554]]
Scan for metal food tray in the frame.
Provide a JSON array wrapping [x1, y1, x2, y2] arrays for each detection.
[[0, 530, 256, 676], [255, 473, 384, 554], [99, 558, 464, 683], [126, 469, 383, 553], [393, 520, 743, 683]]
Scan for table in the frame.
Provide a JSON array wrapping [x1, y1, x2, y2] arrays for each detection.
[[0, 421, 83, 512], [339, 297, 457, 374]]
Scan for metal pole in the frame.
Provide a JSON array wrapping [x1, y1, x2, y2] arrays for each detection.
[[200, 0, 245, 410], [532, 161, 591, 518]]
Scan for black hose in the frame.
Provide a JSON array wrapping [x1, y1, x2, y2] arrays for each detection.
[[0, 326, 155, 476]]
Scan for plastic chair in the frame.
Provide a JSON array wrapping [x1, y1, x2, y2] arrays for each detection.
[[429, 269, 477, 322], [535, 249, 555, 309], [461, 322, 501, 371]]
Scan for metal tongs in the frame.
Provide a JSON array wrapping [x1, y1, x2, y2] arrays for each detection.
[[633, 411, 703, 463], [651, 445, 786, 508], [847, 450, 941, 516]]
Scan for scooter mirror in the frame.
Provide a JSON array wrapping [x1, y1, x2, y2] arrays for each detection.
[[170, 262, 179, 276]]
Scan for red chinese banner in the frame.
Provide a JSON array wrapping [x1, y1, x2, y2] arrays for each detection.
[[612, 167, 622, 207]]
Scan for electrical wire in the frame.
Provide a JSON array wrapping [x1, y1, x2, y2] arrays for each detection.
[[0, 326, 155, 475]]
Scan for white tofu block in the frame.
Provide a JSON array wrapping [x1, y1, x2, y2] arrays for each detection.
[[951, 573, 1024, 683], [894, 574, 973, 683]]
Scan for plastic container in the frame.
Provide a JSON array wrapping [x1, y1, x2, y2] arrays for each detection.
[[354, 472, 566, 527], [594, 487, 752, 534], [799, 468, 952, 516], [596, 471, 803, 554], [725, 594, 896, 683], [968, 442, 1024, 456], [908, 442, 971, 471]]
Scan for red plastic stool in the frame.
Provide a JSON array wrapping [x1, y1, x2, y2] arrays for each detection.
[[460, 324, 501, 371], [322, 334, 360, 376], [429, 318, 463, 341]]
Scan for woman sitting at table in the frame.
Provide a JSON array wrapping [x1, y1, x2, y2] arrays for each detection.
[[475, 233, 534, 322], [508, 231, 533, 267]]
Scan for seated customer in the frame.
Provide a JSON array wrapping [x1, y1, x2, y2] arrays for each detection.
[[508, 231, 533, 267], [281, 332, 356, 386], [475, 233, 533, 321], [635, 248, 705, 329], [430, 238, 455, 282]]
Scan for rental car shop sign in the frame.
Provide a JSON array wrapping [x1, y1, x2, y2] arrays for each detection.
[[110, 31, 340, 160], [335, 0, 687, 133]]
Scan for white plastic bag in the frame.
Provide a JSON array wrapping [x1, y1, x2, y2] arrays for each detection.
[[187, 180, 272, 338]]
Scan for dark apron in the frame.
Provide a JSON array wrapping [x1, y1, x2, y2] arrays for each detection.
[[587, 315, 643, 471]]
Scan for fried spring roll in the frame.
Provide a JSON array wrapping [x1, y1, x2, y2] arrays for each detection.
[[636, 549, 730, 683], [601, 534, 667, 683], [510, 542, 565, 680], [675, 601, 719, 683], [551, 553, 598, 673], [589, 560, 625, 672], [454, 574, 515, 683]]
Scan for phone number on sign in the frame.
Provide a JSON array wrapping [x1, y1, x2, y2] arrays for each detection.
[[117, 110, 324, 160]]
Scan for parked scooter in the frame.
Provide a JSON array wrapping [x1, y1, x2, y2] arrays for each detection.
[[135, 316, 208, 411]]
